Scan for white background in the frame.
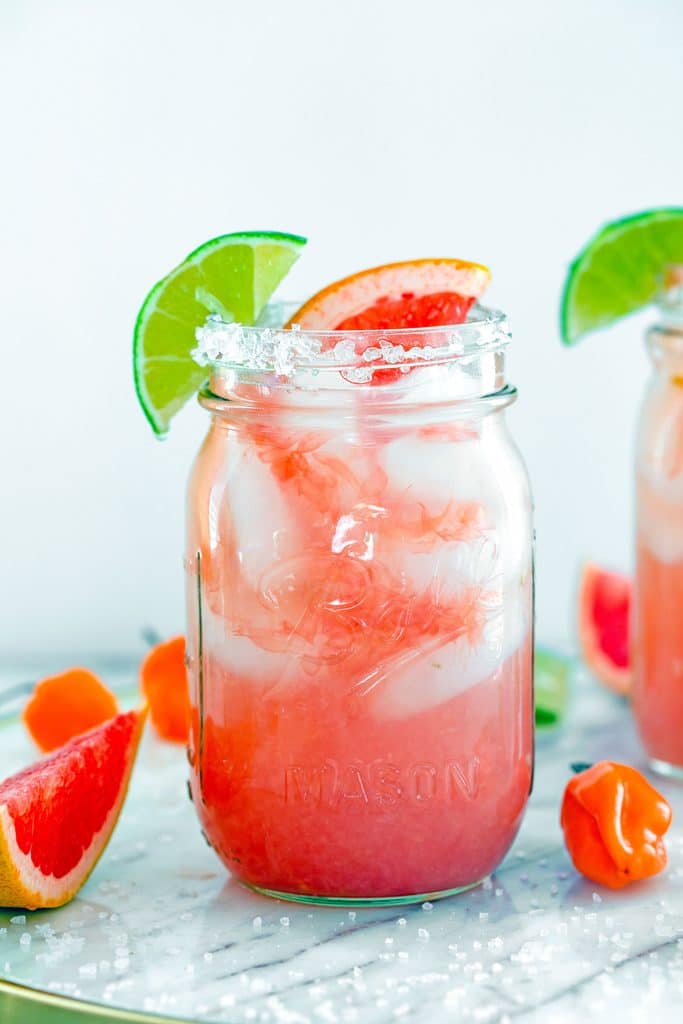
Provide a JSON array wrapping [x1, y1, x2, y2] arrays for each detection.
[[1, 0, 681, 662]]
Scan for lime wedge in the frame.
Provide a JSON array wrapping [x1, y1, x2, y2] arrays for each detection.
[[133, 231, 306, 435], [535, 647, 571, 729], [560, 208, 683, 345]]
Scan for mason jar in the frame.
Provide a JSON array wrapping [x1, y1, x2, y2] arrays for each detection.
[[185, 305, 534, 905], [633, 268, 683, 775]]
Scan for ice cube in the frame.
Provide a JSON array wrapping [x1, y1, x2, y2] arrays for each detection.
[[379, 433, 491, 509], [377, 427, 532, 581], [395, 535, 500, 598], [368, 584, 529, 719], [202, 607, 297, 689], [221, 437, 303, 590], [637, 475, 683, 562], [637, 387, 683, 561]]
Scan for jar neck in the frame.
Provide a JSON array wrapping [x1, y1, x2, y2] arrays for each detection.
[[200, 368, 517, 427]]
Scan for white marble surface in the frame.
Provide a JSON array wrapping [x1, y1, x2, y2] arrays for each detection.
[[2, 662, 683, 1023]]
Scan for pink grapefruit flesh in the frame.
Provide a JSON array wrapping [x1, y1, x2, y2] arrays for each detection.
[[579, 563, 631, 695], [286, 258, 490, 331], [0, 707, 146, 910]]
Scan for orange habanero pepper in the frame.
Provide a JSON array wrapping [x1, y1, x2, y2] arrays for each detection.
[[560, 760, 672, 889]]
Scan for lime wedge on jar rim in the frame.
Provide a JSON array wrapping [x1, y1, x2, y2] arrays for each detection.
[[559, 207, 683, 346], [133, 231, 306, 436]]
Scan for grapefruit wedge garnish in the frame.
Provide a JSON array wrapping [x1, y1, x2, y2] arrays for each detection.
[[578, 564, 631, 696], [0, 707, 146, 910], [286, 258, 490, 331]]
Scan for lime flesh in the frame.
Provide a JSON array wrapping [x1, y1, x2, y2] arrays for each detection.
[[535, 647, 571, 728], [560, 208, 683, 346], [133, 231, 306, 435]]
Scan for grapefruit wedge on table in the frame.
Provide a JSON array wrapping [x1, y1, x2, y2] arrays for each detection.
[[0, 708, 146, 909], [579, 564, 631, 695], [287, 258, 490, 330]]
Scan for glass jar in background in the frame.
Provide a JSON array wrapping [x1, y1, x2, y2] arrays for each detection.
[[633, 267, 683, 775], [185, 306, 534, 904]]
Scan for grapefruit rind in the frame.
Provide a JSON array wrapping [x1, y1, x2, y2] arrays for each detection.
[[286, 258, 491, 329], [0, 708, 146, 910], [578, 563, 631, 696]]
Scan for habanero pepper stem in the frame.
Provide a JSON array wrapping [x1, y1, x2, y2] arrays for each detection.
[[560, 760, 672, 890]]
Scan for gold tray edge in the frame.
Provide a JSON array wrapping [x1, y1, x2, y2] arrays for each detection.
[[0, 977, 197, 1024]]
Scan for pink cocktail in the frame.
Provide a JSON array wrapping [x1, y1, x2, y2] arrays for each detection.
[[186, 309, 533, 903], [634, 284, 683, 773]]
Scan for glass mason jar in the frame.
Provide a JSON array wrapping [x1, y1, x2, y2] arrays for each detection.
[[185, 305, 534, 904], [633, 268, 683, 775]]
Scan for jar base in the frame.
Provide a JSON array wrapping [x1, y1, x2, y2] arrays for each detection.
[[243, 878, 485, 907], [649, 757, 683, 780]]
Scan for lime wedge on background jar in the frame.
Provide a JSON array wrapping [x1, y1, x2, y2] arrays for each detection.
[[133, 230, 307, 436], [560, 207, 683, 345], [559, 207, 683, 778]]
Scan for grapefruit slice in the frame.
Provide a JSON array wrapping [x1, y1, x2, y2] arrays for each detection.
[[578, 564, 631, 695], [0, 707, 146, 910], [286, 258, 490, 330]]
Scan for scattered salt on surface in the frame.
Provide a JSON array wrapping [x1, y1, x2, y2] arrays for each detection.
[[280, 916, 290, 928], [253, 916, 263, 931], [19, 933, 31, 948], [397, 918, 407, 928], [417, 928, 430, 942], [9, 915, 26, 925], [422, 902, 433, 912]]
